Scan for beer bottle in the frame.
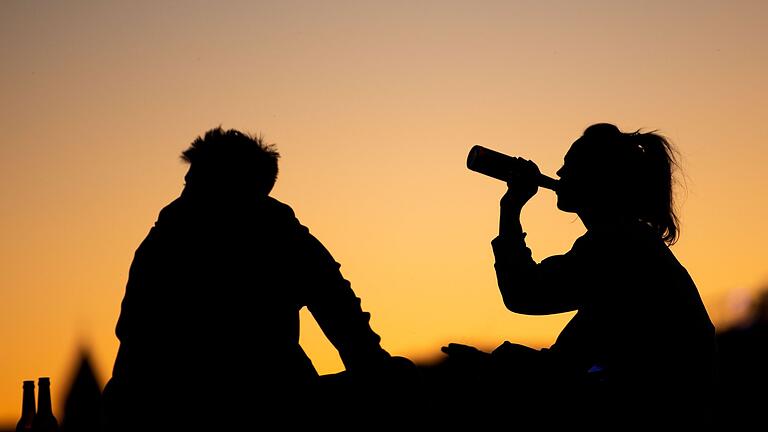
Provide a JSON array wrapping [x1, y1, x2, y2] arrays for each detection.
[[16, 380, 35, 432], [467, 145, 559, 191], [32, 377, 59, 432]]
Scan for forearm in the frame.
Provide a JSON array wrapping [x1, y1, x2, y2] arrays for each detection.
[[499, 203, 524, 238], [310, 284, 390, 370], [302, 240, 390, 369]]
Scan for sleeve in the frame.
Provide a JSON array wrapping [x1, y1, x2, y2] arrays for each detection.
[[491, 232, 593, 315], [291, 224, 391, 371]]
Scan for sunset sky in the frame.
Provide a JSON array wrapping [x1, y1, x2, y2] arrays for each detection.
[[1, 0, 767, 423]]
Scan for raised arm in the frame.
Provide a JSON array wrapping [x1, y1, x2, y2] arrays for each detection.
[[494, 158, 586, 315]]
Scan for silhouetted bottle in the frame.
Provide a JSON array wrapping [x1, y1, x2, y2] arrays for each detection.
[[467, 145, 559, 191], [16, 380, 36, 432], [32, 377, 59, 432]]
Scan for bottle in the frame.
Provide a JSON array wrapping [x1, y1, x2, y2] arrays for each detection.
[[16, 380, 36, 432], [467, 145, 559, 191], [32, 377, 59, 432]]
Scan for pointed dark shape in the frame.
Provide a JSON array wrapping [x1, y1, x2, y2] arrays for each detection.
[[61, 351, 101, 432]]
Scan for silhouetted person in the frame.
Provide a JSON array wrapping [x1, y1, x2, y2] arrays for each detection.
[[447, 123, 717, 422], [101, 128, 394, 430]]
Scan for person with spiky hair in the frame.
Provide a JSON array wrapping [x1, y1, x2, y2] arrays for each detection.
[[102, 127, 393, 429]]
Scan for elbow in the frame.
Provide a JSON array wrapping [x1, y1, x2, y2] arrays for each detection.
[[499, 285, 535, 315], [501, 296, 520, 313], [495, 266, 537, 314], [498, 281, 550, 315], [501, 295, 533, 315], [502, 296, 549, 315]]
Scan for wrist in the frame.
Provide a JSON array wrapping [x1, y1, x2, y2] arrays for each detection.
[[499, 217, 524, 237]]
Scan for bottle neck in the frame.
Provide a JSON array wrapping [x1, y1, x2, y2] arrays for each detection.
[[20, 382, 36, 419], [36, 382, 53, 416]]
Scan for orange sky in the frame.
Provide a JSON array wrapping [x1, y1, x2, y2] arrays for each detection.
[[1, 0, 767, 423]]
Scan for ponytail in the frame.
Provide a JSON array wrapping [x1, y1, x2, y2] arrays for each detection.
[[627, 130, 681, 245], [581, 123, 682, 245]]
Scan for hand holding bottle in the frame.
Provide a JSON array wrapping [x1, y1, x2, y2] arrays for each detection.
[[499, 158, 541, 211]]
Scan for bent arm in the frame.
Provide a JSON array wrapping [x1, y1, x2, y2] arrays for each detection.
[[492, 233, 585, 315], [495, 198, 588, 314]]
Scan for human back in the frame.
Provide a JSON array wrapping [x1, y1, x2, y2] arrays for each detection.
[[102, 128, 391, 429], [129, 192, 321, 382], [548, 219, 716, 391], [554, 124, 715, 385]]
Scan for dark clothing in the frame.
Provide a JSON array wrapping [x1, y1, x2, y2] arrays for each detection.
[[491, 221, 717, 394], [102, 190, 389, 428]]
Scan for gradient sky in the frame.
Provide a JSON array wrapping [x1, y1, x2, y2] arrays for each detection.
[[1, 0, 767, 423]]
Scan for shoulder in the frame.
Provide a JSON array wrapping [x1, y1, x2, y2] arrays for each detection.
[[262, 196, 297, 219], [259, 197, 304, 233], [156, 197, 187, 221], [568, 231, 597, 255], [584, 221, 662, 252], [259, 197, 317, 241]]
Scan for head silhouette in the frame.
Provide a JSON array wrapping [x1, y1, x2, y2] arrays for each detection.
[[181, 127, 280, 196], [556, 123, 680, 244]]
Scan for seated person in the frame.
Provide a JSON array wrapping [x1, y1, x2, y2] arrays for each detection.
[[445, 124, 717, 420], [102, 128, 398, 429]]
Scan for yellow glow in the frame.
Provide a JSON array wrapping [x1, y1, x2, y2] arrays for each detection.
[[2, 1, 767, 423]]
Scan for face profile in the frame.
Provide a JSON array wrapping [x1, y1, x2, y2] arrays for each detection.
[[554, 150, 578, 213], [554, 137, 596, 215]]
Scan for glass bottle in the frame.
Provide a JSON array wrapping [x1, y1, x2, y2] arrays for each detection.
[[16, 380, 35, 432], [467, 145, 559, 190], [32, 377, 59, 432]]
